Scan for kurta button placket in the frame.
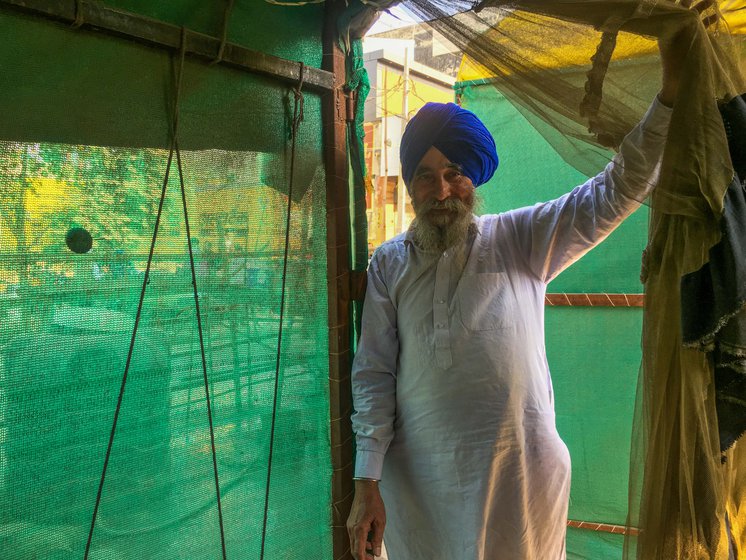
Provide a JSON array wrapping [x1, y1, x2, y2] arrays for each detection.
[[433, 250, 452, 369]]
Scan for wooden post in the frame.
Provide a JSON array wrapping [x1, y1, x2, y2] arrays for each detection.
[[323, 3, 354, 559]]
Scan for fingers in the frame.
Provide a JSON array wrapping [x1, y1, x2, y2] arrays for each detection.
[[681, 0, 718, 17], [351, 521, 371, 560], [346, 486, 385, 559], [692, 0, 714, 13], [351, 525, 381, 560], [676, 0, 721, 29], [346, 518, 358, 559], [702, 14, 719, 27], [692, 0, 721, 27], [371, 519, 385, 558]]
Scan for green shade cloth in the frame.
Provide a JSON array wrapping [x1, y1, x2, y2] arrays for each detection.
[[0, 2, 334, 558]]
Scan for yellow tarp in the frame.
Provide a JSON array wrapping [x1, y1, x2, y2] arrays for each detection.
[[458, 4, 746, 81]]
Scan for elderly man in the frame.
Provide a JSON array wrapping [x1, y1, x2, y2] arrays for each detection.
[[346, 10, 705, 557]]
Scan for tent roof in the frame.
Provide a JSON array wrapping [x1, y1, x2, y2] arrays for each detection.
[[457, 7, 746, 82]]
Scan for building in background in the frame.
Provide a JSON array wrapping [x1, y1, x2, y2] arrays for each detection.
[[362, 26, 460, 250]]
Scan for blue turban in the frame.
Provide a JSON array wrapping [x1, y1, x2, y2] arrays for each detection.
[[400, 102, 499, 191]]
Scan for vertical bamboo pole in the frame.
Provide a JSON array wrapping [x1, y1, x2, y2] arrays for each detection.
[[323, 3, 354, 559], [396, 47, 409, 234], [380, 67, 389, 243]]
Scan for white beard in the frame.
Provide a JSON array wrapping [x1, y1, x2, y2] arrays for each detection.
[[410, 196, 477, 253]]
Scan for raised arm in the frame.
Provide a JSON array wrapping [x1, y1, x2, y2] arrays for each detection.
[[503, 0, 717, 283], [505, 98, 672, 283]]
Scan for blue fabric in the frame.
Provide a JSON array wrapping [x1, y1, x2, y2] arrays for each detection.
[[400, 102, 499, 190]]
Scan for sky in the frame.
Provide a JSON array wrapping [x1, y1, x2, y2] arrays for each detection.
[[366, 4, 420, 35]]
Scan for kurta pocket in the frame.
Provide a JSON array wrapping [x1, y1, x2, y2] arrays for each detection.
[[457, 272, 512, 331]]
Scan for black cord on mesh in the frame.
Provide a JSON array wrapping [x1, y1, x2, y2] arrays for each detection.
[[174, 139, 228, 560], [71, 0, 85, 28], [579, 30, 619, 148], [211, 0, 235, 64], [259, 61, 305, 560], [83, 29, 192, 559]]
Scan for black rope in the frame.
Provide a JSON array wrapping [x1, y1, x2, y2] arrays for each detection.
[[259, 61, 305, 560], [579, 30, 619, 148], [83, 29, 189, 560], [175, 135, 228, 560], [71, 0, 84, 28], [171, 26, 228, 560], [211, 0, 235, 65]]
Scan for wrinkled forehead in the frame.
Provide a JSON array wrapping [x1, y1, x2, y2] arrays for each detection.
[[413, 162, 463, 177], [412, 146, 460, 174]]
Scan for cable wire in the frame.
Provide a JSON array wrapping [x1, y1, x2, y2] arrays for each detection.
[[83, 26, 190, 560], [259, 61, 305, 560], [175, 134, 228, 558]]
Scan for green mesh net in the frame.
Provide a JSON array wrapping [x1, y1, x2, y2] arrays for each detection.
[[0, 3, 335, 558], [0, 138, 332, 559]]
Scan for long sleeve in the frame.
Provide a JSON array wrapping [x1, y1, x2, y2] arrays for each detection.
[[505, 97, 673, 283], [351, 250, 399, 480]]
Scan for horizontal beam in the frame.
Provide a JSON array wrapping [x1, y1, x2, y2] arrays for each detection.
[[0, 0, 334, 93], [545, 293, 644, 307], [376, 57, 455, 89], [567, 519, 640, 536]]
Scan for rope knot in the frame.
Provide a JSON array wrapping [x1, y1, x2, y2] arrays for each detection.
[[293, 62, 306, 128], [71, 0, 85, 28]]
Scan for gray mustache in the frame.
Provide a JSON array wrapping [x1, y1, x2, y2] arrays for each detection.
[[420, 198, 469, 213]]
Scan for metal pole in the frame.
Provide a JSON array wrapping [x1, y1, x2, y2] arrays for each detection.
[[381, 67, 390, 243], [396, 47, 410, 234]]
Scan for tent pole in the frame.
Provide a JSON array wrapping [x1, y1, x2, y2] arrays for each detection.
[[0, 0, 334, 93], [323, 2, 355, 559]]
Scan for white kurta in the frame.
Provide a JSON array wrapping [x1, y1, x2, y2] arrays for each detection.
[[351, 99, 671, 560]]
